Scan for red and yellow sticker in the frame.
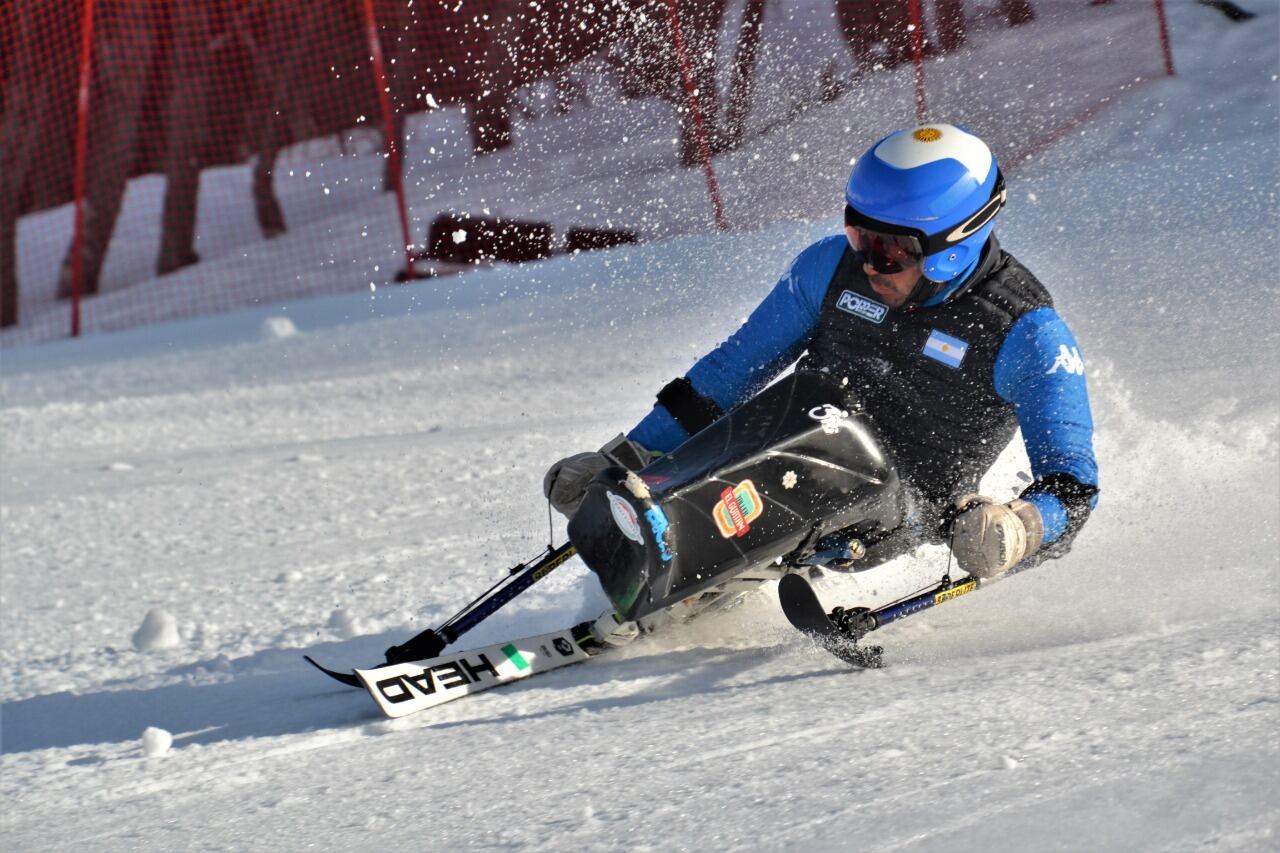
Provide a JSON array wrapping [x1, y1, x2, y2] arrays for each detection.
[[713, 480, 764, 538]]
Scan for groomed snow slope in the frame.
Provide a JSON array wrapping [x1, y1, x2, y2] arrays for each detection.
[[2, 3, 1277, 850]]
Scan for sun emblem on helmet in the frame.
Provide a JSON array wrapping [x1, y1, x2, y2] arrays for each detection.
[[913, 127, 943, 142]]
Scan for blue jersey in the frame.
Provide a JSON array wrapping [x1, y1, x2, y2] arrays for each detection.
[[630, 235, 1098, 543]]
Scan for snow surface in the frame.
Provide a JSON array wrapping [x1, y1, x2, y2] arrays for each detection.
[[2, 2, 1278, 850]]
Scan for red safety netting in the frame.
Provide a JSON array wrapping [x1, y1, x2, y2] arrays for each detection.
[[0, 0, 1171, 345]]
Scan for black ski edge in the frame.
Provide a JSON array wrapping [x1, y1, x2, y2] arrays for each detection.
[[304, 655, 364, 688]]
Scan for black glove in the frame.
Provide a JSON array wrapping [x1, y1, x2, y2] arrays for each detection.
[[543, 434, 652, 518]]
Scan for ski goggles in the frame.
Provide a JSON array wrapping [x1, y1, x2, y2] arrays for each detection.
[[844, 212, 924, 274], [843, 169, 1008, 273]]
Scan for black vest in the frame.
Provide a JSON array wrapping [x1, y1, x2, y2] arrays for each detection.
[[797, 239, 1052, 507]]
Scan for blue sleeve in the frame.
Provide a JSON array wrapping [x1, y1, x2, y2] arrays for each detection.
[[993, 307, 1099, 543], [629, 236, 844, 452]]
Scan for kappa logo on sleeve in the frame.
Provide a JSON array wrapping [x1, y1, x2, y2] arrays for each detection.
[[1047, 344, 1085, 376], [836, 290, 888, 324]]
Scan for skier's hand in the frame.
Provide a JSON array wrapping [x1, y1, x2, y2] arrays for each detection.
[[543, 434, 652, 518], [945, 494, 1044, 578]]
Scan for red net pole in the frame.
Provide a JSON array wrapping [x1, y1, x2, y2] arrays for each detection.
[[359, 0, 418, 280], [908, 0, 928, 123], [70, 0, 96, 338], [1151, 0, 1176, 76], [663, 0, 728, 232]]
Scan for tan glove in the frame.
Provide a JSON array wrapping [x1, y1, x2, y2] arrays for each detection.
[[947, 495, 1044, 578], [543, 434, 652, 518]]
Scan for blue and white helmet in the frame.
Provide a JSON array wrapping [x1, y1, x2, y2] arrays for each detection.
[[845, 124, 1006, 284]]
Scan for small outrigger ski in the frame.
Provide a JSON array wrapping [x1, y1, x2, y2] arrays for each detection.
[[779, 573, 885, 668], [779, 562, 1028, 668]]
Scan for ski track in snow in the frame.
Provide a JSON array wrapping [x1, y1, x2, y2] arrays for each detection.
[[2, 2, 1278, 849], [1, 613, 1275, 850]]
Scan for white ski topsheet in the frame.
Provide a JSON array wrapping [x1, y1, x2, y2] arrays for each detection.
[[355, 628, 593, 718]]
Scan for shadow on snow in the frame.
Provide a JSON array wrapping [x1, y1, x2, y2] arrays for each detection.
[[0, 630, 846, 755]]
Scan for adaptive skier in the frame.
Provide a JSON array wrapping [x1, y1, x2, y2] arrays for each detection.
[[546, 124, 1098, 636]]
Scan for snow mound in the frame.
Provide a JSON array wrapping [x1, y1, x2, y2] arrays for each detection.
[[328, 609, 358, 639], [141, 727, 173, 758], [260, 316, 299, 340], [131, 610, 181, 651]]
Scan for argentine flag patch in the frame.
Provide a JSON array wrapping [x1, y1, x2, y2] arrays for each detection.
[[922, 329, 968, 369]]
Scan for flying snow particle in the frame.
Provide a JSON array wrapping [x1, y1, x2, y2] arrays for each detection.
[[142, 727, 173, 757], [261, 316, 299, 340], [452, 229, 468, 244], [132, 610, 181, 651], [426, 93, 441, 109]]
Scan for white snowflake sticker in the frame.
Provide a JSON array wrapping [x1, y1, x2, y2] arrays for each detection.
[[782, 470, 798, 490]]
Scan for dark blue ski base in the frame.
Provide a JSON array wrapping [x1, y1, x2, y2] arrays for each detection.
[[778, 573, 884, 669]]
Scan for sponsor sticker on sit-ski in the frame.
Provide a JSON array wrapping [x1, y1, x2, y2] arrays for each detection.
[[713, 480, 764, 538]]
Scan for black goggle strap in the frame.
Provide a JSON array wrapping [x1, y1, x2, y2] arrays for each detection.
[[844, 169, 1006, 257]]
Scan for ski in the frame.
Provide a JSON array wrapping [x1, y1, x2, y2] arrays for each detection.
[[780, 563, 1013, 668], [320, 623, 604, 719], [778, 573, 884, 668], [304, 655, 363, 688]]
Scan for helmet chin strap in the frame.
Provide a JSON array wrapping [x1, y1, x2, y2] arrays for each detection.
[[903, 273, 943, 307]]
